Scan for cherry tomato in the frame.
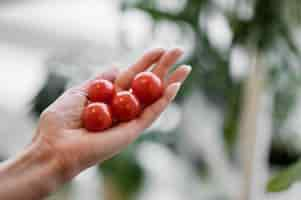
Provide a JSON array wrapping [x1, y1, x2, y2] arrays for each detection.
[[88, 79, 115, 103], [131, 72, 163, 105], [111, 91, 141, 122], [82, 103, 113, 132]]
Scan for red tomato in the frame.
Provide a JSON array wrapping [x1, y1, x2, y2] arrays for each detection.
[[82, 103, 113, 132], [88, 79, 115, 103], [131, 72, 163, 105], [111, 91, 141, 122]]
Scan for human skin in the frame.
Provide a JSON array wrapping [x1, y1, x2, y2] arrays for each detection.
[[0, 48, 191, 200]]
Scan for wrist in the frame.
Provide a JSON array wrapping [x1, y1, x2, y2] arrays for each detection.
[[0, 141, 64, 199], [25, 140, 66, 194]]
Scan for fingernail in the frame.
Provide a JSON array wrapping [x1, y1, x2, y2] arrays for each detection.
[[173, 48, 184, 55], [182, 65, 192, 74], [169, 82, 181, 101], [152, 48, 165, 55], [105, 67, 119, 76], [156, 48, 165, 52], [151, 48, 165, 59], [110, 66, 120, 73]]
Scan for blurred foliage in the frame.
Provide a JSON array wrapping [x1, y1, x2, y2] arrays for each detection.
[[100, 146, 143, 200], [32, 71, 67, 117], [100, 130, 186, 199], [267, 159, 301, 192], [271, 66, 301, 132], [269, 138, 300, 167]]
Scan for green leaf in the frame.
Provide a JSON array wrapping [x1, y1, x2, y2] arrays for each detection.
[[267, 159, 301, 192]]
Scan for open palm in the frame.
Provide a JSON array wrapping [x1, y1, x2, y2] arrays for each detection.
[[33, 48, 191, 180]]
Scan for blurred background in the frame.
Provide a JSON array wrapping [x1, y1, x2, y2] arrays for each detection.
[[1, 0, 301, 199]]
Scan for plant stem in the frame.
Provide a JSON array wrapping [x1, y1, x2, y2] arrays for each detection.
[[238, 50, 266, 200]]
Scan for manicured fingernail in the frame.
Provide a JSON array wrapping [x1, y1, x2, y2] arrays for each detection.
[[169, 82, 181, 101]]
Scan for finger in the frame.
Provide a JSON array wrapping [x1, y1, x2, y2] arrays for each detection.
[[152, 48, 183, 80], [84, 82, 181, 160], [115, 48, 165, 91], [131, 82, 181, 133], [166, 65, 191, 86], [95, 67, 120, 81], [72, 67, 119, 95]]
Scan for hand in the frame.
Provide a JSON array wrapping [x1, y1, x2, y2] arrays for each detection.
[[33, 48, 191, 182]]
